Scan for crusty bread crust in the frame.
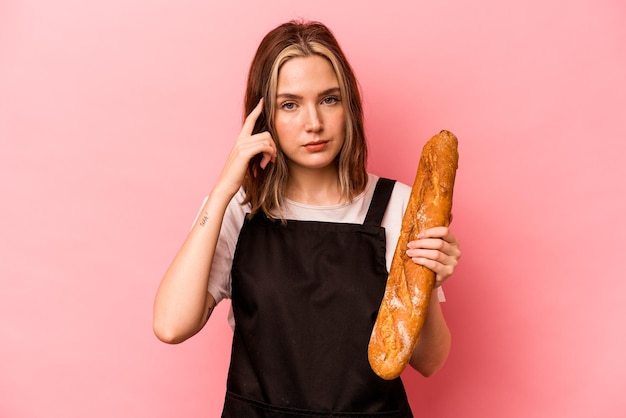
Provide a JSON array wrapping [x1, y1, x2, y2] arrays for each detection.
[[368, 130, 459, 380]]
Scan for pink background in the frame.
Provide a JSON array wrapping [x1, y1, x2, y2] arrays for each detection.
[[1, 0, 625, 417]]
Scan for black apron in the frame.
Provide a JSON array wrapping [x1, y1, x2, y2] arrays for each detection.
[[222, 178, 413, 417]]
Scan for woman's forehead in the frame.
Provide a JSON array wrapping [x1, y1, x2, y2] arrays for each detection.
[[276, 56, 339, 96]]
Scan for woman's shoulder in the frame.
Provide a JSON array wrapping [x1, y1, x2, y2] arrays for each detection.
[[390, 179, 411, 198], [369, 173, 411, 203]]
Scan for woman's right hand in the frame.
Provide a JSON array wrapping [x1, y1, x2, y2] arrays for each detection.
[[214, 98, 277, 197]]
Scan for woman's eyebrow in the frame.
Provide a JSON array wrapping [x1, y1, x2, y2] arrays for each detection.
[[276, 92, 302, 100], [317, 87, 341, 97]]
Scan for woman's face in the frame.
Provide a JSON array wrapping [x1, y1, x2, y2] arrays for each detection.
[[274, 55, 346, 173]]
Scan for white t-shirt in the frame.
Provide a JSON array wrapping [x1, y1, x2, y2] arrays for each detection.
[[204, 173, 444, 312]]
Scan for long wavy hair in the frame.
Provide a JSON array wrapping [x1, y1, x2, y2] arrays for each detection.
[[241, 20, 368, 219]]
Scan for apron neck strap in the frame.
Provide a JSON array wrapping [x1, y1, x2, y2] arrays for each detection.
[[363, 177, 396, 227]]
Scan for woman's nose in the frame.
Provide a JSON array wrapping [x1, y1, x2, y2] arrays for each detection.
[[304, 105, 322, 132]]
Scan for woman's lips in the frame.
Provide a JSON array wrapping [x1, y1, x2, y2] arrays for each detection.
[[304, 140, 329, 152]]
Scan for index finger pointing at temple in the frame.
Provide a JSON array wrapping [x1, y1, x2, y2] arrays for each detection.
[[241, 98, 265, 136]]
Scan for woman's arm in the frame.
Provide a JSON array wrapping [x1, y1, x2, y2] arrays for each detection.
[[152, 190, 232, 344], [153, 99, 276, 344], [408, 291, 451, 376]]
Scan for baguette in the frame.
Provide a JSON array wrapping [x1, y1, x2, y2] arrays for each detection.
[[368, 130, 459, 380]]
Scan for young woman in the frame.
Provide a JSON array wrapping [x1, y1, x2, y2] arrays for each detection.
[[153, 20, 461, 417]]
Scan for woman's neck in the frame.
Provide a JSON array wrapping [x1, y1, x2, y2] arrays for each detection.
[[285, 164, 344, 206]]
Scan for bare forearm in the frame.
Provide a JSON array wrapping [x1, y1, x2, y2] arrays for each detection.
[[152, 189, 231, 343], [409, 289, 451, 376]]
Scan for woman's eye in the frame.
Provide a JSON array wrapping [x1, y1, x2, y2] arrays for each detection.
[[281, 102, 297, 110], [322, 96, 340, 105]]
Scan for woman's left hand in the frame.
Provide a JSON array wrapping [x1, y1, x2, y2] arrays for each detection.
[[406, 226, 461, 288]]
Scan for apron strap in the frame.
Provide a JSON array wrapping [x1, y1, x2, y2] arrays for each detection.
[[363, 177, 396, 227]]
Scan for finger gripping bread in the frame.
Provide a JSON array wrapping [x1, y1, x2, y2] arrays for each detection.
[[368, 130, 459, 380]]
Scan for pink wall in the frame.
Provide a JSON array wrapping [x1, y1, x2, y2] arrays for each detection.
[[1, 0, 625, 416]]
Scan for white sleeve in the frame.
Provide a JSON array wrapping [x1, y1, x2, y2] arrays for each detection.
[[204, 190, 247, 305]]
